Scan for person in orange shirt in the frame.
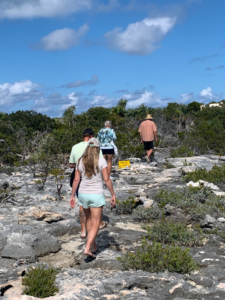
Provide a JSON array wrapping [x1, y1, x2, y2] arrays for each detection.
[[138, 114, 157, 163]]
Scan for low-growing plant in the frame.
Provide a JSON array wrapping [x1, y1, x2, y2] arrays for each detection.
[[117, 241, 198, 274], [156, 187, 225, 220], [132, 206, 161, 221], [22, 265, 59, 298], [147, 219, 205, 246], [183, 165, 225, 185], [116, 196, 137, 214], [163, 159, 176, 169], [183, 159, 192, 167], [171, 145, 194, 158]]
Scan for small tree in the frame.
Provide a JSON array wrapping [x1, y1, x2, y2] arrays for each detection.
[[62, 105, 76, 127], [50, 168, 65, 200]]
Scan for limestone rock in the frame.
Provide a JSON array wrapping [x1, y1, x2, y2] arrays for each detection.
[[201, 215, 217, 227], [143, 199, 154, 209]]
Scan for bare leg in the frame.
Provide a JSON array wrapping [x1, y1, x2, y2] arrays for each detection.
[[147, 149, 153, 159], [107, 154, 113, 177], [79, 206, 86, 238], [83, 206, 103, 256]]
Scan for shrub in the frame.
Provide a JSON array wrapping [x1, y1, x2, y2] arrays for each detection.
[[22, 265, 59, 298], [117, 241, 198, 274], [132, 206, 161, 221], [171, 145, 194, 158], [116, 197, 137, 214], [163, 159, 176, 169], [183, 165, 225, 185], [156, 187, 225, 220], [147, 219, 205, 246]]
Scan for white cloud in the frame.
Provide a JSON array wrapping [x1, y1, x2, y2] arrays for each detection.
[[32, 97, 52, 113], [40, 25, 89, 51], [0, 80, 40, 106], [200, 87, 216, 100], [0, 0, 92, 19], [63, 74, 99, 88], [91, 94, 116, 107], [104, 17, 177, 55], [123, 90, 161, 107], [178, 93, 194, 103]]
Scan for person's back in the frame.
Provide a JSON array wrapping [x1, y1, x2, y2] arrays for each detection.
[[70, 138, 116, 258], [97, 121, 117, 178], [97, 127, 116, 148], [138, 114, 157, 163], [77, 156, 107, 195], [139, 119, 157, 142]]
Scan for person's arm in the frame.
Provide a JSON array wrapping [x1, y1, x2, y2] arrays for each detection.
[[102, 167, 116, 207], [69, 146, 76, 168], [153, 123, 157, 142], [112, 129, 117, 141], [138, 125, 143, 143], [154, 131, 157, 142], [70, 170, 81, 208], [97, 129, 101, 141]]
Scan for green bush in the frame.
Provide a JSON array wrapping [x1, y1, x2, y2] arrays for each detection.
[[171, 145, 194, 158], [116, 197, 137, 214], [22, 265, 59, 298], [117, 241, 198, 274], [147, 219, 205, 246], [156, 187, 225, 219], [132, 206, 161, 221], [183, 165, 225, 185], [163, 159, 176, 169]]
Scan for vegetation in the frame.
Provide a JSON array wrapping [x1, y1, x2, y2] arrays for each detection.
[[132, 206, 161, 220], [116, 197, 137, 214], [147, 219, 205, 246], [183, 165, 225, 185], [1, 99, 225, 165], [117, 241, 198, 274], [163, 159, 176, 169], [171, 145, 194, 158], [156, 187, 225, 220], [22, 265, 59, 298]]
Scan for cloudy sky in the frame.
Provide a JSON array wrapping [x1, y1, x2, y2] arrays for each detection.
[[0, 0, 224, 116]]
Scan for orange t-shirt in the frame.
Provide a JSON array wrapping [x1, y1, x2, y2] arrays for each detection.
[[138, 120, 157, 142]]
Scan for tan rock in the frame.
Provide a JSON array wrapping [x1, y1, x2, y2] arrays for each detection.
[[143, 199, 154, 209]]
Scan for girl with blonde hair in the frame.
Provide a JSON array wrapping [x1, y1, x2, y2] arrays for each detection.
[[70, 138, 116, 257]]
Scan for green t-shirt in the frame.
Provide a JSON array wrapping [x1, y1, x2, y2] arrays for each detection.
[[69, 141, 103, 164]]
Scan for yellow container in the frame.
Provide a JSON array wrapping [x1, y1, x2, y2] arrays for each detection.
[[118, 160, 130, 169]]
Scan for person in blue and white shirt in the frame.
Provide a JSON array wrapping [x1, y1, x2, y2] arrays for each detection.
[[97, 121, 117, 179]]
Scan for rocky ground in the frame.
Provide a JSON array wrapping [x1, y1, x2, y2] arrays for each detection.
[[1, 149, 225, 299]]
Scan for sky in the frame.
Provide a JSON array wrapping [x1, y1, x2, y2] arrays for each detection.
[[0, 0, 224, 117]]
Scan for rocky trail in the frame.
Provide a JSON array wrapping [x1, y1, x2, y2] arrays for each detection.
[[1, 150, 225, 299]]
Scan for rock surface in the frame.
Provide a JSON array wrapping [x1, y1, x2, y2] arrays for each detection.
[[1, 152, 225, 299]]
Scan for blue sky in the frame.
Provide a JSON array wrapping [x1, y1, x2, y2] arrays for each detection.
[[0, 0, 224, 116]]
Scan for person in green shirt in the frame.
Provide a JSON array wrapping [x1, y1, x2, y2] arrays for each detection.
[[69, 128, 107, 238]]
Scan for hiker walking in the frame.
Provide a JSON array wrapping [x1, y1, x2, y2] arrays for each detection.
[[70, 138, 116, 258], [97, 121, 117, 179], [69, 129, 107, 239], [138, 114, 157, 163]]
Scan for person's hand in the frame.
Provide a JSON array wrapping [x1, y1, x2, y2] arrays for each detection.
[[155, 137, 158, 142], [110, 194, 116, 208], [70, 196, 75, 209], [141, 139, 143, 144]]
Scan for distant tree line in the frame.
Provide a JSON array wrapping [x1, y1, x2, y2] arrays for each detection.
[[0, 99, 225, 165]]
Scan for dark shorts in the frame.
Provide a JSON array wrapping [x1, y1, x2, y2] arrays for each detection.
[[101, 148, 115, 155], [144, 141, 154, 151]]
